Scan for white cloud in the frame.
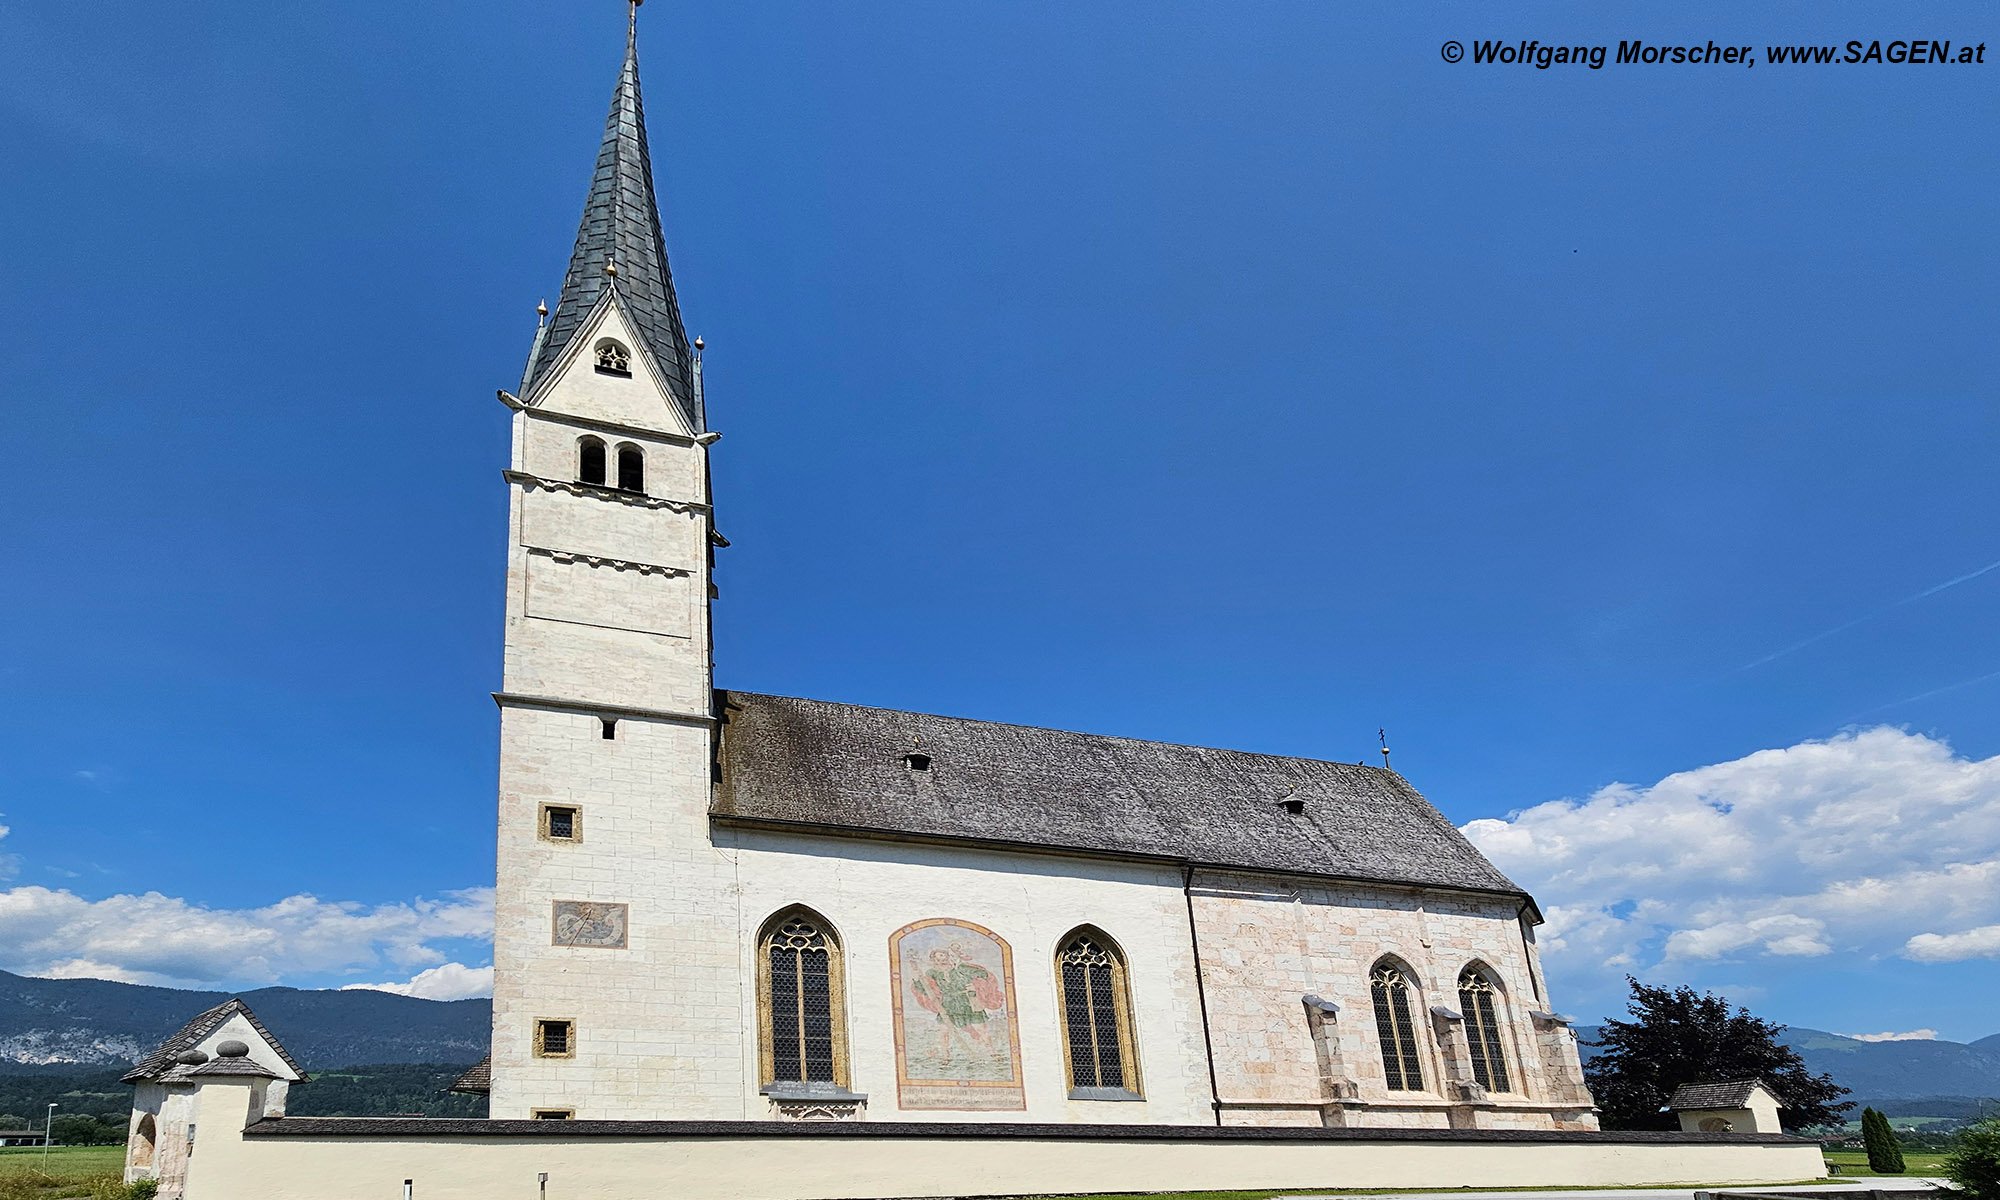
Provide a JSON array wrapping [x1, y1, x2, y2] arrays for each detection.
[[1462, 727, 2000, 992], [0, 885, 493, 990], [1905, 925, 2000, 962], [343, 962, 494, 1001], [1845, 1029, 1939, 1043]]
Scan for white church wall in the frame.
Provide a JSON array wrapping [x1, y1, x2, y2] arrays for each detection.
[[720, 827, 1216, 1125], [491, 706, 744, 1120], [178, 1087, 1825, 1200]]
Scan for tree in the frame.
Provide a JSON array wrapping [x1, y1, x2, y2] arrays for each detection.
[[1861, 1107, 1906, 1173], [1945, 1116, 2000, 1200], [1583, 977, 1852, 1131]]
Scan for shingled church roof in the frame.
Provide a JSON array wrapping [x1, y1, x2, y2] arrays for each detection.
[[521, 11, 699, 431], [711, 692, 1532, 908]]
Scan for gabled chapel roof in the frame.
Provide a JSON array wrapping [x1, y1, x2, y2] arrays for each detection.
[[1667, 1079, 1779, 1110], [121, 997, 308, 1084], [711, 691, 1532, 908]]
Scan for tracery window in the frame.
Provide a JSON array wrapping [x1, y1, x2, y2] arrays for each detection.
[[616, 444, 644, 494], [594, 339, 631, 375], [758, 909, 849, 1087], [1370, 961, 1425, 1091], [577, 436, 607, 486], [1457, 967, 1512, 1093], [1056, 929, 1140, 1095]]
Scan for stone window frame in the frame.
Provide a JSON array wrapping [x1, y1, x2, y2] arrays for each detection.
[[1369, 957, 1429, 1092], [531, 1108, 575, 1120], [539, 803, 582, 844], [577, 435, 608, 486], [614, 442, 645, 494], [1457, 963, 1514, 1094], [755, 906, 852, 1090], [533, 1018, 576, 1060], [1053, 926, 1143, 1100]]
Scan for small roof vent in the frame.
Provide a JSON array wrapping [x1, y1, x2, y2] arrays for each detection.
[[1280, 797, 1306, 815], [902, 752, 932, 772]]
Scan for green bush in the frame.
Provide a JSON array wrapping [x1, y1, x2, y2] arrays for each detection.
[[1945, 1118, 2000, 1200]]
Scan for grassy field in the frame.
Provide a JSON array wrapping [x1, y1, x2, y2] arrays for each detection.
[[0, 1146, 129, 1200], [1823, 1147, 1950, 1177]]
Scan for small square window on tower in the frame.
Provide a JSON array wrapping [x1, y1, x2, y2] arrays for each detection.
[[600, 717, 617, 740], [534, 1019, 575, 1059], [531, 1108, 575, 1120], [540, 804, 581, 843]]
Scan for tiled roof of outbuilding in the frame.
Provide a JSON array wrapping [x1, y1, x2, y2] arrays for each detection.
[[711, 692, 1530, 905], [449, 1057, 492, 1096], [121, 998, 308, 1084], [1667, 1079, 1776, 1110]]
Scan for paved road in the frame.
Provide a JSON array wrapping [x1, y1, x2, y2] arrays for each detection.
[[1285, 1180, 1948, 1200]]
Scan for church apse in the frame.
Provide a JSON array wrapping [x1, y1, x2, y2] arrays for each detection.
[[888, 919, 1026, 1111]]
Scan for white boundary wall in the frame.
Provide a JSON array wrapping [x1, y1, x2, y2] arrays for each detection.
[[183, 1083, 1824, 1200]]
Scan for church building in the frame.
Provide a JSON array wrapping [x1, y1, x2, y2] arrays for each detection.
[[471, 6, 1596, 1133]]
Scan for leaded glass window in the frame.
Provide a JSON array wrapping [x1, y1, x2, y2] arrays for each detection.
[[1458, 968, 1511, 1093], [1370, 963, 1425, 1091], [759, 910, 848, 1087], [1056, 930, 1139, 1094]]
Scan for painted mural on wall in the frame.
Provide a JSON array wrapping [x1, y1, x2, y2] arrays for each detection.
[[551, 900, 629, 949], [888, 918, 1026, 1110]]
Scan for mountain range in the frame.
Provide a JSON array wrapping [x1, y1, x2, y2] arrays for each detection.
[[0, 971, 486, 1070], [0, 971, 1994, 1115], [1576, 1025, 2000, 1112]]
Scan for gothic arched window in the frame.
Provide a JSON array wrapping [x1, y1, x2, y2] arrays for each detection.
[[577, 436, 607, 486], [1370, 960, 1426, 1091], [1056, 928, 1140, 1095], [1457, 966, 1512, 1093], [616, 444, 644, 494], [758, 909, 849, 1088], [593, 339, 631, 376]]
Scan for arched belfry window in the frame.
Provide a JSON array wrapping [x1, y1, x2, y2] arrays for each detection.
[[615, 444, 644, 494], [1056, 928, 1140, 1096], [577, 437, 607, 486], [593, 338, 631, 376], [758, 909, 849, 1088], [1458, 966, 1512, 1093], [1370, 960, 1425, 1091]]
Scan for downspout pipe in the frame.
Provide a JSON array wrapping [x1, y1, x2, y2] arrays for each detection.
[[1182, 863, 1224, 1126]]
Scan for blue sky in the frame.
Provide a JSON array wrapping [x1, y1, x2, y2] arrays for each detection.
[[2, 1, 1996, 1041]]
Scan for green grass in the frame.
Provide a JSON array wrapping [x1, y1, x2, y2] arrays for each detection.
[[1823, 1148, 1949, 1177], [0, 1146, 128, 1200]]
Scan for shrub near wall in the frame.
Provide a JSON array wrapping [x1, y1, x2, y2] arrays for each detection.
[[1945, 1117, 2000, 1200]]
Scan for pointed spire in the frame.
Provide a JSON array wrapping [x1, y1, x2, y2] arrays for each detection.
[[523, 1, 700, 431]]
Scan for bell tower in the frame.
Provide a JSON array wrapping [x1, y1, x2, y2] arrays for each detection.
[[486, 1, 743, 1119]]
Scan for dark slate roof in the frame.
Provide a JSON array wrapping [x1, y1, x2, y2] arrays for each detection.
[[122, 998, 308, 1084], [449, 1057, 491, 1096], [523, 16, 699, 431], [711, 692, 1530, 903], [1668, 1079, 1776, 1110]]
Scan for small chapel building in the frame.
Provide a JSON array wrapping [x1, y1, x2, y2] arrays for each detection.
[[467, 5, 1597, 1134]]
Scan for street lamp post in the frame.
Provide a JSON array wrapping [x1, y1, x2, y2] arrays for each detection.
[[42, 1102, 56, 1168]]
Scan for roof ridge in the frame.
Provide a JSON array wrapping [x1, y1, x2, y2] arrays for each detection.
[[717, 689, 1400, 776]]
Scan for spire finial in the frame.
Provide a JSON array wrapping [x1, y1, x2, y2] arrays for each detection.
[[628, 0, 641, 53], [1378, 728, 1392, 770]]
